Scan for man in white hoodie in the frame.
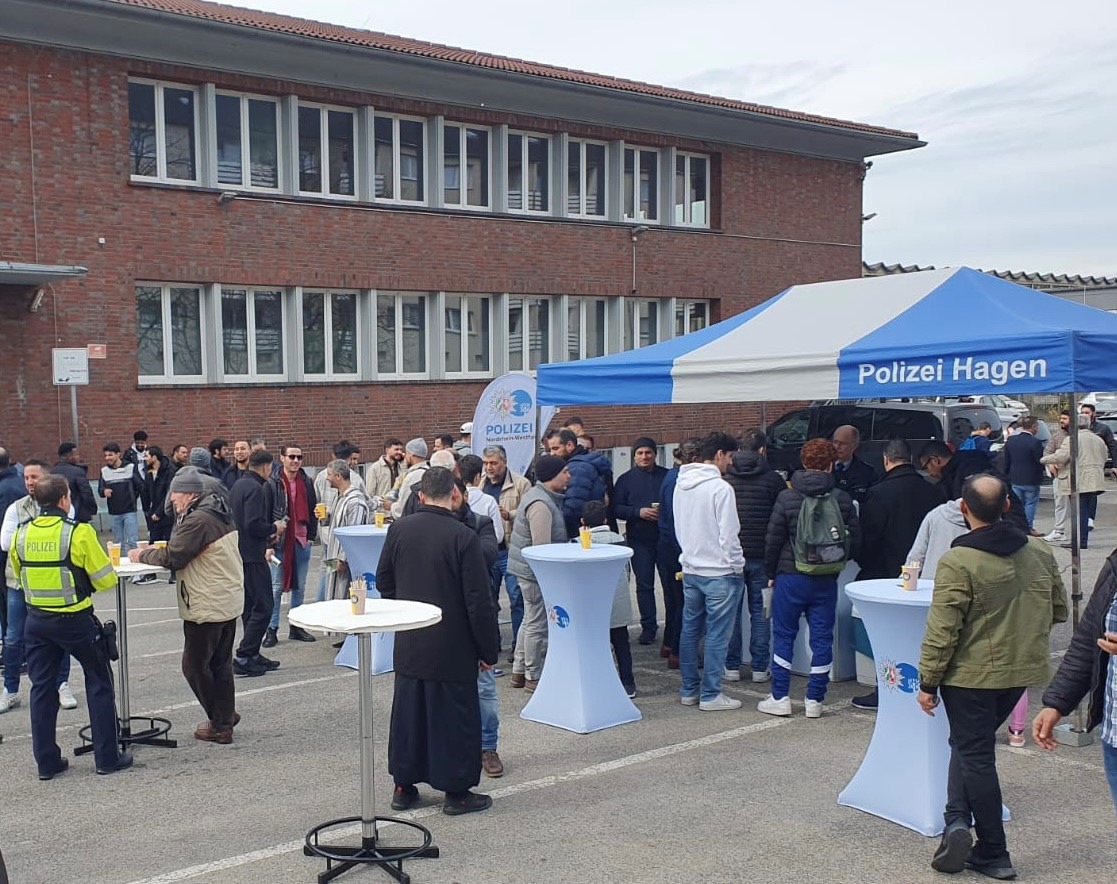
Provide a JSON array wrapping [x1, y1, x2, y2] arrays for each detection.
[[673, 432, 745, 711]]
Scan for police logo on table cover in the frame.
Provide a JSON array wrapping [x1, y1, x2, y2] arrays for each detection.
[[548, 605, 570, 629]]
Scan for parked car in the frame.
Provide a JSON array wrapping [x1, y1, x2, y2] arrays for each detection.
[[938, 395, 1026, 427], [766, 400, 1003, 477]]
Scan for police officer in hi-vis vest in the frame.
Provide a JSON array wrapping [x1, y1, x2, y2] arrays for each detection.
[[10, 474, 131, 779]]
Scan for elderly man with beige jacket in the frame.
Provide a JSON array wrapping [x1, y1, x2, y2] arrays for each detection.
[[1040, 418, 1108, 549]]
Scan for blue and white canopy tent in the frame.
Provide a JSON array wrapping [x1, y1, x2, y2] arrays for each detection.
[[539, 267, 1117, 736], [537, 267, 1117, 406]]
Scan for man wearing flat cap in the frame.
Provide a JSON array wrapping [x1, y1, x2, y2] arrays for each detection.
[[133, 467, 244, 744], [507, 455, 570, 691]]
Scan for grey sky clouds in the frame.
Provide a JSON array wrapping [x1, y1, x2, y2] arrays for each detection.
[[243, 0, 1115, 275]]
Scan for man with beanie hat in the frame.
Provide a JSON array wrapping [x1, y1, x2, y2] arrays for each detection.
[[190, 448, 214, 472], [507, 455, 569, 691], [391, 438, 430, 519], [612, 437, 668, 644], [133, 466, 244, 744]]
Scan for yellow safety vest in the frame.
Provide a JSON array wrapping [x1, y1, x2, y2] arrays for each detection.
[[12, 515, 116, 613]]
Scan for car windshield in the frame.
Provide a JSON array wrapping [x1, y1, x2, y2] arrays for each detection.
[[1093, 398, 1117, 413]]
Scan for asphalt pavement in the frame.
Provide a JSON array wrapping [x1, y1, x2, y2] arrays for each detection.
[[1, 488, 1115, 884]]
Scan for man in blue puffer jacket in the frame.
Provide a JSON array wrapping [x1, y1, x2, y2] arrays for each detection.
[[545, 429, 612, 538]]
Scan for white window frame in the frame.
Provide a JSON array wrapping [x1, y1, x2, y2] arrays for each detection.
[[297, 102, 358, 199], [375, 291, 430, 379], [566, 297, 609, 360], [567, 139, 608, 218], [506, 130, 552, 215], [299, 289, 361, 381], [623, 298, 661, 350], [675, 151, 711, 228], [373, 114, 426, 204], [623, 146, 660, 223], [507, 296, 553, 373], [136, 282, 207, 384], [443, 294, 493, 378], [219, 286, 288, 381], [213, 91, 282, 192], [128, 78, 201, 185], [442, 123, 492, 210]]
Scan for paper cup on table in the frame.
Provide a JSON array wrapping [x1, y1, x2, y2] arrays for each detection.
[[350, 583, 367, 615], [899, 564, 920, 591], [136, 540, 149, 551]]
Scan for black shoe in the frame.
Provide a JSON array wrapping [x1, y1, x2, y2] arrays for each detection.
[[623, 683, 637, 699], [96, 751, 134, 775], [332, 639, 345, 649], [638, 627, 657, 645], [443, 790, 492, 815], [391, 784, 420, 811], [252, 654, 281, 671], [965, 853, 1017, 880], [851, 690, 879, 710], [288, 626, 317, 643], [38, 758, 70, 781], [233, 656, 267, 677], [262, 628, 278, 648], [931, 821, 973, 873]]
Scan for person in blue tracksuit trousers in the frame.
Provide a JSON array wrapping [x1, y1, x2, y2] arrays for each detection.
[[611, 437, 668, 645]]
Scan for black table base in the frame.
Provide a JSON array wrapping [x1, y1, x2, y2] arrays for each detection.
[[304, 816, 439, 884], [74, 715, 178, 756]]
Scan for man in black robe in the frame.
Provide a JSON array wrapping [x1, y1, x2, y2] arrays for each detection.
[[377, 467, 499, 815]]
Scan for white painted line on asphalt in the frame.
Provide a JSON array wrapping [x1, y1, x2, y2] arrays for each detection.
[[122, 715, 794, 884], [137, 650, 182, 659], [1008, 745, 1103, 771]]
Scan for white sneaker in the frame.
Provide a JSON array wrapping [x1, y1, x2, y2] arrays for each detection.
[[680, 695, 699, 706], [723, 668, 741, 682], [0, 689, 20, 713], [1089, 518, 1096, 529], [58, 682, 78, 710], [699, 693, 742, 712], [804, 699, 823, 719], [751, 669, 771, 683], [1043, 531, 1065, 543], [757, 694, 792, 716]]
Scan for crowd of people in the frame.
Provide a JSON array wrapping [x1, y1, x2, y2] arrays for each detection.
[[1, 404, 1115, 863]]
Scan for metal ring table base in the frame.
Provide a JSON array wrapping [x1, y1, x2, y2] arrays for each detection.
[[74, 715, 178, 755], [303, 816, 439, 884]]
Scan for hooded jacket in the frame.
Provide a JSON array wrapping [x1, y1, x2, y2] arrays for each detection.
[[855, 463, 943, 580], [905, 499, 969, 580], [563, 447, 612, 538], [140, 455, 174, 522], [673, 463, 744, 577], [918, 522, 1067, 692], [724, 451, 786, 560], [764, 470, 860, 579]]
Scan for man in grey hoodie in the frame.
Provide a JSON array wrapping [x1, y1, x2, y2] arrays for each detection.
[[907, 499, 971, 580]]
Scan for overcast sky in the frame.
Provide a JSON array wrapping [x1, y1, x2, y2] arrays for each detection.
[[247, 0, 1114, 276]]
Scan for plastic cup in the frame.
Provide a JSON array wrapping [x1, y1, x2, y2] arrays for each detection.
[[315, 503, 328, 521], [154, 540, 167, 549], [374, 512, 385, 529], [107, 542, 121, 566], [579, 527, 592, 549]]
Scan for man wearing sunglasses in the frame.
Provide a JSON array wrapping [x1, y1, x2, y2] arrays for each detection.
[[265, 445, 318, 646]]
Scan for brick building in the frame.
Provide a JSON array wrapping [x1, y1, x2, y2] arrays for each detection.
[[0, 0, 922, 463]]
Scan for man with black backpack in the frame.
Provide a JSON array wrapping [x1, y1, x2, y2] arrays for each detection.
[[759, 438, 860, 719]]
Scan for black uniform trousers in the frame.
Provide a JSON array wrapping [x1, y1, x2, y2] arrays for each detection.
[[25, 607, 120, 774], [235, 561, 274, 659]]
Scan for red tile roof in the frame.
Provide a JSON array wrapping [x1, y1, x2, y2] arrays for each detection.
[[109, 0, 919, 141]]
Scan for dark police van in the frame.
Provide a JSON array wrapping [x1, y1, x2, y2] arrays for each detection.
[[765, 400, 1002, 477]]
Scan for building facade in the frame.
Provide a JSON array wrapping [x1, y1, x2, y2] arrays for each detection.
[[0, 0, 921, 462]]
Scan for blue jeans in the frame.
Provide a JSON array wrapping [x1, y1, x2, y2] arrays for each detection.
[[497, 550, 523, 648], [1012, 485, 1040, 529], [726, 561, 772, 673], [679, 573, 744, 702], [478, 668, 498, 751], [269, 541, 312, 630], [770, 572, 837, 702], [5, 588, 70, 693], [110, 510, 139, 554], [629, 538, 659, 632], [1104, 741, 1117, 818]]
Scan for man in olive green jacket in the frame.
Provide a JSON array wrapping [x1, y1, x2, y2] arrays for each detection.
[[917, 474, 1066, 880]]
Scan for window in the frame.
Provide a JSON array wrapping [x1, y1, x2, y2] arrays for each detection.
[[136, 284, 205, 381], [567, 298, 607, 360], [376, 292, 428, 375], [508, 298, 552, 370], [507, 132, 550, 213], [221, 288, 286, 378], [215, 93, 280, 190], [675, 153, 709, 226], [675, 299, 710, 336], [128, 80, 199, 182], [767, 410, 811, 450], [374, 115, 425, 203], [624, 147, 659, 222], [302, 290, 358, 378], [623, 299, 660, 350], [567, 140, 607, 217], [871, 409, 940, 443], [444, 295, 491, 375], [443, 125, 490, 208], [298, 104, 356, 197]]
